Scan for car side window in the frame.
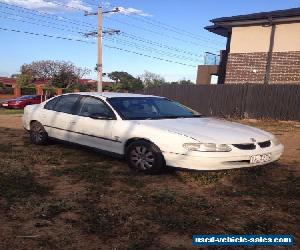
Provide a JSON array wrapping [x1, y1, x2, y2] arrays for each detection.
[[77, 96, 115, 118], [44, 96, 60, 110], [53, 95, 79, 114]]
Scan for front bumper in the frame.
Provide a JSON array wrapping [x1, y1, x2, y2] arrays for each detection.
[[4, 103, 23, 109], [164, 144, 284, 170]]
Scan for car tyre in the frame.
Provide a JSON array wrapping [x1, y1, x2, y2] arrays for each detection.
[[29, 121, 48, 145], [126, 140, 165, 174]]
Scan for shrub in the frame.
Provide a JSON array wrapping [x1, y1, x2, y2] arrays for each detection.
[[21, 87, 36, 95], [43, 85, 56, 96], [62, 88, 72, 94], [0, 87, 13, 95]]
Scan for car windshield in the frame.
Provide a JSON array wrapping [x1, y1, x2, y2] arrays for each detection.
[[107, 97, 203, 120]]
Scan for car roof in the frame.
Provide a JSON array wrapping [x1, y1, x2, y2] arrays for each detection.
[[62, 92, 161, 99], [18, 95, 37, 98]]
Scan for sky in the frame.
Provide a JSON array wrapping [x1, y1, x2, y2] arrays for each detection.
[[0, 0, 300, 82]]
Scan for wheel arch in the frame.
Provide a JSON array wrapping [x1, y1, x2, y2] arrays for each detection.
[[124, 137, 166, 163], [124, 137, 150, 152], [29, 120, 45, 130], [30, 120, 39, 127]]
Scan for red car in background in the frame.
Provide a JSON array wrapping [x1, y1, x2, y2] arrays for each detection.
[[1, 95, 42, 109]]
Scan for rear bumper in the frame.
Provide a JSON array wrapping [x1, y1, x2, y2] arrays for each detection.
[[164, 144, 284, 170]]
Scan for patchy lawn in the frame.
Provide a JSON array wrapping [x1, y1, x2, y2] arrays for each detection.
[[0, 108, 24, 115], [0, 115, 299, 249]]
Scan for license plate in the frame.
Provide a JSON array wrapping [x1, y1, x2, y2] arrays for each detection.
[[250, 153, 271, 164], [2, 103, 8, 107]]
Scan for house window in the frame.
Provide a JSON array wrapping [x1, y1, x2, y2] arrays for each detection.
[[210, 74, 219, 84]]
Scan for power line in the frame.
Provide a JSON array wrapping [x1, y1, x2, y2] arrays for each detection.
[[92, 3, 222, 52], [0, 2, 95, 29], [0, 26, 94, 44], [120, 32, 204, 58], [124, 14, 223, 46], [43, 0, 91, 12], [138, 16, 223, 45], [0, 26, 197, 68], [106, 16, 220, 50], [104, 44, 197, 68], [0, 10, 89, 34], [105, 36, 203, 63], [82, 0, 99, 8], [0, 2, 221, 54], [107, 2, 224, 46]]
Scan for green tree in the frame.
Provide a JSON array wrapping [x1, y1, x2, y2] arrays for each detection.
[[178, 79, 194, 85], [107, 71, 134, 83], [140, 71, 165, 88], [107, 71, 143, 91], [21, 60, 90, 88], [16, 74, 32, 87], [52, 70, 77, 88]]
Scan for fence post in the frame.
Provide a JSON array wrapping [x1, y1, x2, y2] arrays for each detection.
[[14, 87, 21, 97], [243, 84, 250, 119], [36, 85, 43, 95], [56, 88, 62, 95]]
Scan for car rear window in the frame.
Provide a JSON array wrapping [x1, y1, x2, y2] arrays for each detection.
[[44, 96, 60, 110]]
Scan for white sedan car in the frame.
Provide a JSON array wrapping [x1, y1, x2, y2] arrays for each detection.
[[23, 92, 284, 174]]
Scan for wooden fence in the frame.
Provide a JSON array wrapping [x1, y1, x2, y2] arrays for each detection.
[[138, 84, 300, 121]]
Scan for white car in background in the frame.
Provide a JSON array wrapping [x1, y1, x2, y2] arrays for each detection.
[[23, 92, 284, 174]]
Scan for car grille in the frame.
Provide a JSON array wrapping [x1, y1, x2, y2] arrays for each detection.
[[258, 140, 271, 148], [232, 143, 256, 150]]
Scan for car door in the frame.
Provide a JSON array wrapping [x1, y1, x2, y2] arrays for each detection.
[[70, 96, 119, 152], [41, 94, 80, 141], [39, 96, 60, 136]]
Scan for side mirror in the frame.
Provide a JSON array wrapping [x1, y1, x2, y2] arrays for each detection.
[[89, 113, 114, 120]]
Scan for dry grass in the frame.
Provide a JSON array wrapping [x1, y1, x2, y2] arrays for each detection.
[[0, 108, 24, 115], [0, 116, 299, 249]]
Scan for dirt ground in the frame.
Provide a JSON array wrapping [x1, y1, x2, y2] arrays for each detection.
[[0, 112, 299, 250]]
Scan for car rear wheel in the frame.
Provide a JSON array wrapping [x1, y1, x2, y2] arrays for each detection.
[[30, 121, 48, 145], [126, 140, 165, 174]]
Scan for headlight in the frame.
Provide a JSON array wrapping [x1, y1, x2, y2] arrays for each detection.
[[183, 143, 232, 152], [271, 137, 281, 146]]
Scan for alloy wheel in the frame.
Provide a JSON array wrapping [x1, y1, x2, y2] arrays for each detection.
[[130, 146, 155, 170], [30, 123, 46, 144]]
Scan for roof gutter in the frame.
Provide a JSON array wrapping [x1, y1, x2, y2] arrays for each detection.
[[215, 16, 300, 28]]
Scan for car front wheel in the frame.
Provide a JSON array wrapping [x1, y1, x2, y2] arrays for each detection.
[[29, 121, 48, 145], [126, 140, 165, 174]]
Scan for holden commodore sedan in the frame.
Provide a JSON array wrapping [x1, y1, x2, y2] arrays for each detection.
[[23, 92, 284, 174]]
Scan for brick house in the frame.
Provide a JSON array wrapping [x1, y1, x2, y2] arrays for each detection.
[[0, 77, 17, 88], [0, 76, 114, 89], [203, 8, 300, 84]]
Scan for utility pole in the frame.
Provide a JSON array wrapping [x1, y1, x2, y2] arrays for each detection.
[[97, 7, 103, 93], [84, 6, 120, 92]]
